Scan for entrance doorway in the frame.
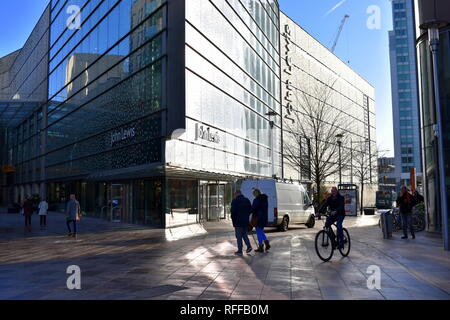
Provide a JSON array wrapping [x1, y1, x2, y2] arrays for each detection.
[[199, 182, 230, 222], [110, 184, 132, 223]]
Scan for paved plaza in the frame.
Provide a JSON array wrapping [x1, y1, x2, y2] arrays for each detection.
[[0, 210, 449, 300]]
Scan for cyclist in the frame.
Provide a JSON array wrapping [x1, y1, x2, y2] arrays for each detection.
[[319, 187, 346, 248]]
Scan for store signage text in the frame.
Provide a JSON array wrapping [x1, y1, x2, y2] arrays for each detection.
[[111, 127, 136, 146], [283, 24, 295, 124], [195, 123, 220, 144]]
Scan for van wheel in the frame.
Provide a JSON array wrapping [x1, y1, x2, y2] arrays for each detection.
[[279, 216, 289, 232], [305, 215, 315, 228]]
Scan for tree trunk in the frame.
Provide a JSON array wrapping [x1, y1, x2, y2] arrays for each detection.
[[360, 183, 364, 216]]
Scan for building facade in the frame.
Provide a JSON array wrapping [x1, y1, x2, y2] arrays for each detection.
[[414, 0, 450, 242], [1, 0, 378, 227], [389, 0, 422, 188], [1, 0, 282, 227], [280, 13, 378, 206], [378, 157, 397, 194]]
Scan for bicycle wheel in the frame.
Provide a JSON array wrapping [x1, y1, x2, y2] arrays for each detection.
[[338, 228, 351, 257], [315, 230, 334, 262], [413, 215, 425, 232]]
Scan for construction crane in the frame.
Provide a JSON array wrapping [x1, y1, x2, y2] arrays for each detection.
[[331, 14, 350, 53]]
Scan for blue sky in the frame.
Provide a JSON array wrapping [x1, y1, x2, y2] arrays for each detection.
[[0, 0, 394, 156]]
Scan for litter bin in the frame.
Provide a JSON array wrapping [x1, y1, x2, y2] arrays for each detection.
[[364, 207, 375, 215], [379, 210, 393, 239]]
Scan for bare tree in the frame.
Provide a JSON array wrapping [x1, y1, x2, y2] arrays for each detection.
[[283, 78, 353, 207], [352, 141, 380, 214]]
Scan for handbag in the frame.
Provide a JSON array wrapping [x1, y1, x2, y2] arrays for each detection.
[[250, 214, 258, 228]]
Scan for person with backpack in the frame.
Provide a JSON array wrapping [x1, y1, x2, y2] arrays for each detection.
[[251, 188, 270, 253], [396, 186, 417, 239], [230, 190, 253, 256]]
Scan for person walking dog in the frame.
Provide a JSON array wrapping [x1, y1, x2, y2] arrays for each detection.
[[231, 190, 253, 255], [251, 188, 270, 253], [66, 194, 80, 237]]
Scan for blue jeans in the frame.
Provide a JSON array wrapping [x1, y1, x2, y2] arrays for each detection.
[[67, 220, 77, 234], [401, 213, 414, 237], [256, 226, 267, 245], [235, 227, 251, 251], [325, 214, 345, 246]]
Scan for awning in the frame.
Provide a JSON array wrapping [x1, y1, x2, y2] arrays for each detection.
[[0, 99, 42, 127]]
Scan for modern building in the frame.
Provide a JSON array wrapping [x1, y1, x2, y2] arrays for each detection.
[[280, 13, 378, 206], [1, 0, 282, 227], [378, 157, 397, 194], [389, 0, 422, 188], [1, 0, 377, 227], [414, 0, 449, 246]]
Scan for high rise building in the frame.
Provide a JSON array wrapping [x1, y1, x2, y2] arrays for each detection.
[[414, 0, 450, 246], [389, 0, 422, 188]]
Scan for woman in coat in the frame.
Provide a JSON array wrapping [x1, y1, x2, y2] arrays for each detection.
[[251, 188, 271, 252], [38, 199, 49, 229]]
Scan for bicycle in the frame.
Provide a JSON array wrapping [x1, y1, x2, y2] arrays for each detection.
[[314, 212, 351, 262], [378, 207, 425, 232]]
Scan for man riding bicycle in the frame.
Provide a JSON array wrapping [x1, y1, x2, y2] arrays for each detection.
[[319, 187, 346, 248]]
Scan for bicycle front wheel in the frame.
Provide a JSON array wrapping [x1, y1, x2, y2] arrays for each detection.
[[338, 228, 351, 257], [315, 230, 334, 262]]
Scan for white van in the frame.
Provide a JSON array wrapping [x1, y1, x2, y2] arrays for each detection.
[[239, 179, 316, 231]]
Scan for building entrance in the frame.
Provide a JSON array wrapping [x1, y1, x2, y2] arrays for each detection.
[[109, 183, 132, 223], [199, 181, 232, 222]]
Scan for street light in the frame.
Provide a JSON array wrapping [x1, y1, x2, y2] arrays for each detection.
[[266, 111, 277, 179], [336, 133, 343, 185]]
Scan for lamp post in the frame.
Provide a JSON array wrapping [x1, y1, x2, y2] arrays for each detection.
[[336, 133, 343, 185], [428, 25, 449, 251], [266, 111, 277, 179]]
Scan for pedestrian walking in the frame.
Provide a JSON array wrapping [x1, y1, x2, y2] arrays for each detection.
[[251, 188, 270, 253], [231, 190, 253, 256], [22, 196, 34, 230], [396, 186, 417, 239], [66, 194, 80, 237], [38, 199, 49, 229]]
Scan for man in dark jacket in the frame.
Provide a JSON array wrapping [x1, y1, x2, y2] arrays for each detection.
[[231, 190, 253, 255], [320, 187, 346, 248], [22, 196, 34, 230], [251, 188, 270, 253], [396, 186, 417, 239]]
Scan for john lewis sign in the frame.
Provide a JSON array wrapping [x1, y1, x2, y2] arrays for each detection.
[[195, 123, 220, 144]]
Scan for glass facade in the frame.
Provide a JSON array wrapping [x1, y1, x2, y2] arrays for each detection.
[[45, 0, 165, 179], [1, 0, 282, 228], [166, 0, 282, 178], [389, 0, 422, 188], [417, 28, 450, 233]]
